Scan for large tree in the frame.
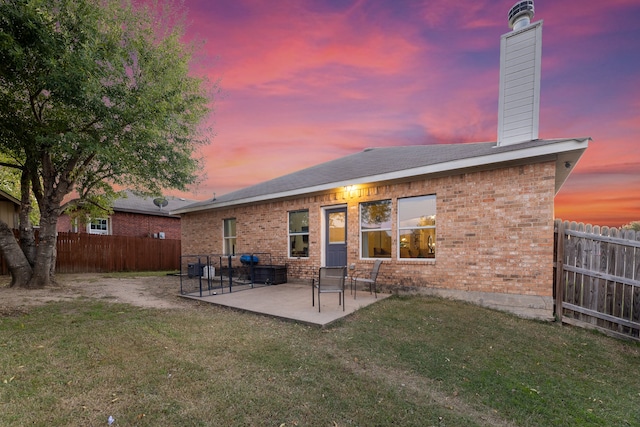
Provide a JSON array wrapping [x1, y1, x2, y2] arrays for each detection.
[[0, 0, 211, 288]]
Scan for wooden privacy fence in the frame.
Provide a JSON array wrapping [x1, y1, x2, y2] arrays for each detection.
[[1, 232, 180, 274], [554, 220, 640, 340]]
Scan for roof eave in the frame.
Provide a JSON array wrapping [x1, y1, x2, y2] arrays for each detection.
[[172, 138, 590, 215], [0, 189, 21, 206], [114, 207, 180, 217], [552, 138, 590, 194]]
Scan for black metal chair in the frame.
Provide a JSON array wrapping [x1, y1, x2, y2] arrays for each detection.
[[312, 266, 347, 312], [350, 260, 382, 299]]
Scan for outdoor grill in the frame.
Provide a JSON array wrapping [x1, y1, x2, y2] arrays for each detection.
[[239, 254, 259, 265]]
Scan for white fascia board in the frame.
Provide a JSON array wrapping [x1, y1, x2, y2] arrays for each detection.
[[170, 206, 201, 215], [173, 138, 589, 215], [170, 181, 354, 214], [345, 138, 589, 188], [115, 207, 177, 217]]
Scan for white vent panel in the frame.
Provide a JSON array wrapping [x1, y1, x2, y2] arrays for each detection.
[[497, 21, 542, 146]]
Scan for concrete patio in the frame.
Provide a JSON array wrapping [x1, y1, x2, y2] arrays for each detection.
[[180, 281, 390, 327]]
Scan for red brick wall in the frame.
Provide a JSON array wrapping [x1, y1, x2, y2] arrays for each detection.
[[57, 212, 182, 240], [111, 212, 181, 239], [182, 161, 556, 299], [57, 214, 74, 233]]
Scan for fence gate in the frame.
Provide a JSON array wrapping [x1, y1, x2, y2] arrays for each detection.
[[554, 220, 640, 340]]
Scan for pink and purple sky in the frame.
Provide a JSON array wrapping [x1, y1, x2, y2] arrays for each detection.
[[173, 0, 640, 227]]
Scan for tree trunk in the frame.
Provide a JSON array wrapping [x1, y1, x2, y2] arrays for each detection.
[[0, 221, 32, 287], [19, 169, 36, 266], [0, 193, 62, 289], [27, 209, 59, 288], [49, 239, 57, 283]]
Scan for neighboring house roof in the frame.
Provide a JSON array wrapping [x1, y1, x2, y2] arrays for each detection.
[[172, 138, 589, 215], [114, 190, 197, 217], [0, 189, 20, 206]]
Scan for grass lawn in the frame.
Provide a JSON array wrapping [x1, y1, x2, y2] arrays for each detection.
[[1, 291, 639, 426]]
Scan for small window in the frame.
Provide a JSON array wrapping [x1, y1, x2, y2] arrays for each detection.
[[288, 210, 309, 258], [88, 218, 109, 235], [328, 210, 346, 244], [360, 200, 392, 258], [398, 195, 436, 259], [223, 218, 236, 255]]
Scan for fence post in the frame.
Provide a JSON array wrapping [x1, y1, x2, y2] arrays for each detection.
[[228, 255, 233, 292], [554, 220, 565, 321]]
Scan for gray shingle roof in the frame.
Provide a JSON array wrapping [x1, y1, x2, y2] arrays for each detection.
[[114, 190, 197, 217], [174, 138, 589, 214]]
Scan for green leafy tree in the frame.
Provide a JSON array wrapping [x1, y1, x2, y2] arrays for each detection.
[[0, 161, 39, 225], [622, 221, 640, 232], [0, 0, 212, 287]]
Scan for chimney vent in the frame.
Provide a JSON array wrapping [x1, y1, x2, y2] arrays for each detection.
[[508, 1, 535, 31], [497, 1, 542, 146]]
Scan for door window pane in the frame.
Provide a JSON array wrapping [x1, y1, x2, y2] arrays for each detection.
[[328, 211, 345, 244]]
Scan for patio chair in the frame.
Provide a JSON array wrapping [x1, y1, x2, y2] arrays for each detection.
[[350, 260, 382, 299], [312, 266, 347, 312]]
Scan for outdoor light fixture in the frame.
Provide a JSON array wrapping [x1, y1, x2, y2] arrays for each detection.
[[564, 161, 571, 169], [343, 185, 357, 199]]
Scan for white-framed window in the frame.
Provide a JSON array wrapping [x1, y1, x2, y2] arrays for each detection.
[[288, 210, 309, 258], [398, 195, 436, 259], [223, 218, 236, 255], [88, 218, 109, 235], [70, 217, 79, 233], [360, 200, 392, 258]]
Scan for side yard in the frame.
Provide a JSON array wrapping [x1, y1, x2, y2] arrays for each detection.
[[0, 273, 187, 314], [1, 273, 639, 426]]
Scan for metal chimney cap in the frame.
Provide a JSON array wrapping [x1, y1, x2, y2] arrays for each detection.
[[508, 0, 535, 30]]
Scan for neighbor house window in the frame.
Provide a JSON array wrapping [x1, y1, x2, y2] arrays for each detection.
[[398, 195, 436, 259], [288, 210, 309, 257], [360, 200, 392, 258], [88, 218, 109, 235], [223, 218, 236, 255]]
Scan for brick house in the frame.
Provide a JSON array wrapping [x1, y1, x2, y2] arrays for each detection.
[[57, 190, 196, 240], [173, 3, 589, 319]]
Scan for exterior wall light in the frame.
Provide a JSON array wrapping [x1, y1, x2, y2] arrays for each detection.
[[343, 185, 356, 199]]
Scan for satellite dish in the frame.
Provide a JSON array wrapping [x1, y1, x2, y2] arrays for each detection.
[[153, 197, 168, 209]]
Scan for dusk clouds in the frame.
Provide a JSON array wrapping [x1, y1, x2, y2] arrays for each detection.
[[177, 0, 640, 227]]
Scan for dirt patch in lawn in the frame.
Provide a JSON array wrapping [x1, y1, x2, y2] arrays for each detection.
[[0, 273, 191, 315]]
